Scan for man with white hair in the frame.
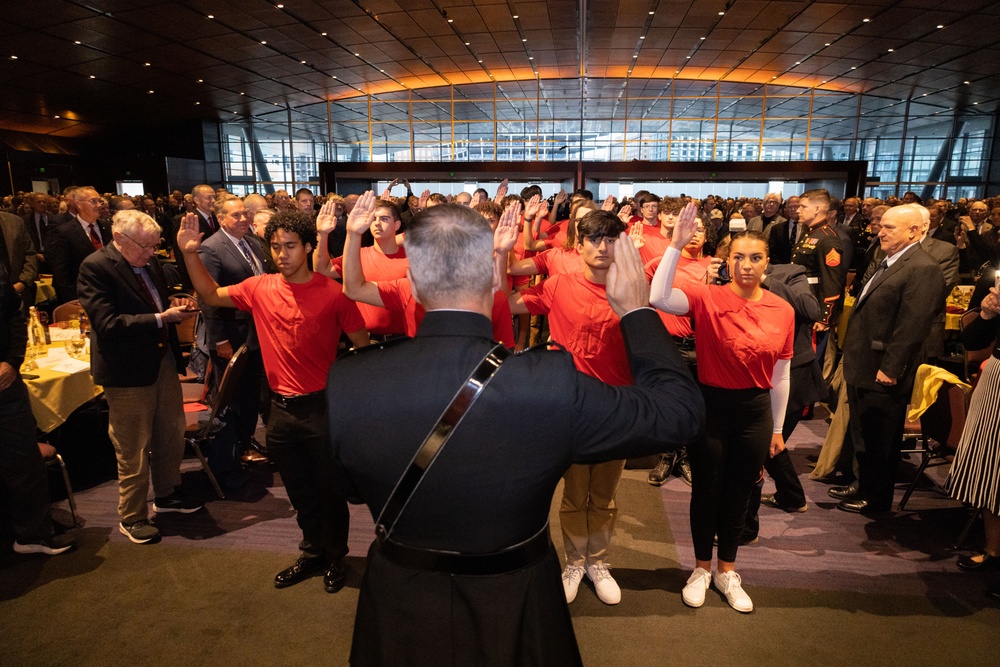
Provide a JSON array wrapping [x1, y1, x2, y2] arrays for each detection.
[[77, 210, 204, 544]]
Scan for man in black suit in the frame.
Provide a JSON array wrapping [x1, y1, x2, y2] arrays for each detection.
[[0, 211, 38, 314], [326, 199, 704, 666], [171, 184, 218, 289], [767, 196, 801, 264], [77, 209, 203, 545], [198, 195, 275, 468], [44, 187, 110, 304], [834, 205, 946, 513], [21, 194, 54, 267]]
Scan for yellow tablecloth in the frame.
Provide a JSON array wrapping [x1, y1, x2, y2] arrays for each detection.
[[23, 345, 103, 433]]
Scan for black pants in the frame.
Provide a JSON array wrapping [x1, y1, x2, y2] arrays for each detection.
[[690, 385, 772, 562], [0, 379, 53, 543], [743, 408, 808, 535], [847, 383, 908, 510], [266, 393, 349, 561]]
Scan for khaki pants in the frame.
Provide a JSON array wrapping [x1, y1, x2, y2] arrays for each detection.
[[104, 353, 185, 523], [560, 460, 626, 567]]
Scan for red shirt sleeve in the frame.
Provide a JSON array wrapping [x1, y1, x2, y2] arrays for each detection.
[[225, 275, 263, 312], [376, 278, 408, 313], [520, 277, 554, 316]]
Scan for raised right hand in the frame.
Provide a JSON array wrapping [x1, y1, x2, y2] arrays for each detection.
[[347, 190, 376, 235], [606, 231, 650, 317], [177, 213, 204, 254], [316, 199, 338, 235], [671, 203, 699, 250]]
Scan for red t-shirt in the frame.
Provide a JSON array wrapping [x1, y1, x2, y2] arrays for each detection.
[[645, 255, 711, 338], [331, 246, 408, 335], [678, 281, 794, 389], [539, 219, 568, 249], [520, 272, 632, 386], [377, 279, 515, 347], [228, 272, 365, 395], [531, 247, 584, 277]]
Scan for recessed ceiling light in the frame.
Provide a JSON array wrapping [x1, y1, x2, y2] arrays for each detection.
[[240, 92, 245, 95], [863, 18, 870, 22], [937, 24, 944, 29], [447, 18, 453, 23], [9, 55, 17, 60], [74, 40, 81, 45], [207, 14, 214, 19], [198, 79, 204, 83], [700, 37, 706, 40], [261, 41, 267, 44], [851, 66, 857, 70], [922, 93, 927, 96], [640, 36, 645, 39], [54, 115, 60, 119], [233, 111, 238, 114], [277, 3, 283, 7], [301, 60, 306, 64], [824, 43, 830, 46], [478, 59, 483, 63], [964, 80, 970, 84], [718, 11, 725, 15], [513, 14, 518, 18], [148, 90, 154, 94], [686, 56, 691, 59], [632, 55, 637, 58], [144, 62, 151, 66], [795, 61, 800, 65], [380, 68, 385, 72], [331, 75, 337, 79], [887, 49, 893, 52], [321, 32, 327, 36], [522, 38, 527, 42], [465, 42, 470, 45], [822, 80, 827, 83], [649, 11, 654, 14], [354, 53, 360, 56], [974, 101, 978, 105]]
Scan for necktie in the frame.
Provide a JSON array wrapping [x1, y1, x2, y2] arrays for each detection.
[[133, 268, 162, 311], [238, 238, 262, 276], [208, 214, 217, 231], [36, 216, 46, 250], [859, 259, 888, 302], [88, 223, 103, 250]]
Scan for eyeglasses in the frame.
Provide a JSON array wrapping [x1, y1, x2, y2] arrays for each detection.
[[120, 232, 160, 251], [85, 198, 103, 205]]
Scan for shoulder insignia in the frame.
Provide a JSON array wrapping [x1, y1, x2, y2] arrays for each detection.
[[824, 248, 841, 267]]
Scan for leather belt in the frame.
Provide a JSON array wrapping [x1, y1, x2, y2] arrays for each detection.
[[379, 523, 551, 576], [270, 390, 324, 407]]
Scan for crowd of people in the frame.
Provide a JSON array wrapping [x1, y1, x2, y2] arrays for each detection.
[[2, 176, 1000, 662]]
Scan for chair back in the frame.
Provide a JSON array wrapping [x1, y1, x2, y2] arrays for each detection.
[[919, 380, 971, 452], [53, 300, 86, 323], [198, 344, 251, 437]]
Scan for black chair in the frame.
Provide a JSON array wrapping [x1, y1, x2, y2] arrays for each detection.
[[898, 370, 970, 511], [183, 343, 251, 499]]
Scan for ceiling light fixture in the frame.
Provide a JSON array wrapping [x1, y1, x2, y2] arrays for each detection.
[[851, 66, 857, 69], [355, 53, 360, 56], [148, 90, 154, 94], [144, 62, 151, 66], [261, 40, 267, 44], [700, 37, 706, 40], [937, 24, 944, 29], [301, 60, 306, 63], [640, 36, 645, 39], [277, 3, 283, 7], [825, 42, 830, 46], [513, 14, 518, 18], [321, 32, 327, 36], [74, 40, 81, 45], [965, 80, 970, 84], [862, 18, 870, 22], [198, 79, 204, 83], [240, 92, 245, 95], [718, 11, 725, 15], [10, 55, 17, 60], [54, 115, 60, 119], [207, 14, 214, 19], [195, 102, 200, 105], [887, 49, 893, 52], [649, 11, 654, 14], [465, 42, 470, 45], [89, 74, 95, 78], [522, 38, 527, 42], [331, 75, 337, 79]]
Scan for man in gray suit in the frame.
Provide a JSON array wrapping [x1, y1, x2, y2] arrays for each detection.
[[0, 210, 39, 314]]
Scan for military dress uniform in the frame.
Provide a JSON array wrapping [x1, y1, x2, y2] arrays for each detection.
[[790, 223, 845, 328]]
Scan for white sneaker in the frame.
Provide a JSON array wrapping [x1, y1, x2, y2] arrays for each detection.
[[682, 567, 712, 607], [712, 569, 753, 613], [562, 564, 586, 603], [585, 562, 622, 605]]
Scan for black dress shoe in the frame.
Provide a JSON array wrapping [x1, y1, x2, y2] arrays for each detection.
[[837, 498, 890, 514], [274, 555, 329, 588], [828, 482, 860, 500], [324, 559, 347, 593], [957, 552, 1000, 572]]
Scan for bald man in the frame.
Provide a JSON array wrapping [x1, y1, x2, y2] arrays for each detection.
[[833, 205, 946, 514]]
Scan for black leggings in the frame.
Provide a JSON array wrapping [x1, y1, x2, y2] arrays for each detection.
[[689, 385, 772, 563]]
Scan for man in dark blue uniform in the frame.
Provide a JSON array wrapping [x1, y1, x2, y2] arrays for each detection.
[[326, 198, 704, 666]]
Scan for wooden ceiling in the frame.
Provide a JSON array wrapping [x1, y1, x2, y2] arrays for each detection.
[[1, 0, 998, 138]]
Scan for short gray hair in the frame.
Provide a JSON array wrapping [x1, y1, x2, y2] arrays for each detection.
[[112, 209, 161, 236], [405, 204, 493, 307]]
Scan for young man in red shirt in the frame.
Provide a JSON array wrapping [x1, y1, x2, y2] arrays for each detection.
[[178, 210, 369, 594], [510, 210, 633, 606], [314, 197, 409, 337]]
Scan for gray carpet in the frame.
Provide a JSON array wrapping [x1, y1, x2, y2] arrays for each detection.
[[1, 417, 998, 666]]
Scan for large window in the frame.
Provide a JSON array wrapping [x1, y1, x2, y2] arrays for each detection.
[[220, 80, 993, 198]]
